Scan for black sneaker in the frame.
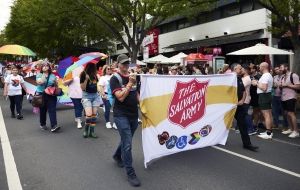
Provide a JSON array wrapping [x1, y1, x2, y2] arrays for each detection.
[[113, 155, 124, 168], [51, 125, 61, 133], [11, 114, 16, 118], [16, 114, 23, 120], [40, 125, 48, 130], [127, 174, 141, 187], [243, 145, 259, 152]]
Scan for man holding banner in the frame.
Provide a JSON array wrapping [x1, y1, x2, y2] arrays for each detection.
[[110, 54, 141, 187], [232, 64, 259, 151]]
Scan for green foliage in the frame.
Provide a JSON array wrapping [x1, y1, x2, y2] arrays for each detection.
[[5, 0, 112, 58], [258, 0, 300, 45], [76, 0, 217, 62]]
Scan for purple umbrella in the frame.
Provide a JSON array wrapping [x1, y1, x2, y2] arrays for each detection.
[[58, 56, 77, 78]]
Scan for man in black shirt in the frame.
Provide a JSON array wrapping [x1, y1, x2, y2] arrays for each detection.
[[231, 63, 258, 151], [110, 54, 140, 187]]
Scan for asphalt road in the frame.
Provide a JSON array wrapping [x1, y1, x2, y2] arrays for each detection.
[[0, 95, 300, 190]]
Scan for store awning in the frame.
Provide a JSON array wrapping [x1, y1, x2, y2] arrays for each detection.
[[164, 29, 264, 51]]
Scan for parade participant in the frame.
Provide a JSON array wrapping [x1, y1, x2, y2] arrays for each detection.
[[280, 63, 300, 138], [242, 64, 256, 135], [272, 66, 288, 130], [249, 64, 262, 131], [110, 54, 141, 187], [192, 64, 202, 75], [80, 63, 101, 138], [36, 63, 61, 132], [170, 66, 178, 75], [98, 65, 117, 129], [3, 66, 27, 119], [63, 68, 84, 129], [252, 62, 274, 139], [232, 63, 258, 151]]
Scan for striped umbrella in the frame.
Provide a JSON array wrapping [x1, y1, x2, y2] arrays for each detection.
[[64, 56, 96, 77], [0, 44, 36, 56], [79, 52, 108, 59]]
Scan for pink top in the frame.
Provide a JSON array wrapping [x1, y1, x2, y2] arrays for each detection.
[[242, 75, 251, 104], [68, 76, 82, 99], [273, 75, 282, 97], [281, 72, 300, 101]]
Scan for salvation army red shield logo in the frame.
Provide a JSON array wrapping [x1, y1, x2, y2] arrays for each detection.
[[168, 79, 209, 129]]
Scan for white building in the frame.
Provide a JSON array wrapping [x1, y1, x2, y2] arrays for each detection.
[[114, 0, 289, 66]]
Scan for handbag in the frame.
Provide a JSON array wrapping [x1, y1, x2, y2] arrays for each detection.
[[45, 86, 63, 96], [31, 75, 50, 107]]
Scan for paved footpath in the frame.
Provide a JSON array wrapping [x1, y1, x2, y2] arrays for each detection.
[[0, 94, 300, 190]]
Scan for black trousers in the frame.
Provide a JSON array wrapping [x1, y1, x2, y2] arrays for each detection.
[[39, 94, 57, 128], [9, 95, 23, 115], [235, 105, 251, 146]]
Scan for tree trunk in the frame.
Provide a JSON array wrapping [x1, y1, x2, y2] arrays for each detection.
[[293, 46, 300, 74], [131, 45, 138, 64]]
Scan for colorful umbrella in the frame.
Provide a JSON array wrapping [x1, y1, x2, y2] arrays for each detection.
[[64, 56, 96, 77], [79, 52, 108, 59], [58, 56, 79, 78], [0, 44, 36, 56]]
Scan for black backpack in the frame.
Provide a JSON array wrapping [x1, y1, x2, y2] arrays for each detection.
[[289, 73, 300, 93]]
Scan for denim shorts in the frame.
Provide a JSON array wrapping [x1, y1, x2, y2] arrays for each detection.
[[81, 92, 102, 108]]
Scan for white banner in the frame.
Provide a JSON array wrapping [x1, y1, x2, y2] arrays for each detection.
[[142, 34, 154, 47], [140, 74, 238, 167]]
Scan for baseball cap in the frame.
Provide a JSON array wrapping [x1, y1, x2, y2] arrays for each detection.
[[117, 54, 129, 64]]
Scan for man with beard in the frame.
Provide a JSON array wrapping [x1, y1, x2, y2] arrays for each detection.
[[279, 64, 300, 138]]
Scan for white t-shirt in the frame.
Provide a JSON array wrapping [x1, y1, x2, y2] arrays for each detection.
[[4, 74, 24, 96], [242, 75, 251, 104], [98, 75, 112, 93], [257, 72, 273, 94]]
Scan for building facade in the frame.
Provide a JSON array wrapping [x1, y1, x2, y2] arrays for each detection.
[[114, 0, 290, 66]]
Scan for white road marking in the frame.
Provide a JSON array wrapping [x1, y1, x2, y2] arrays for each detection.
[[272, 138, 300, 148], [230, 128, 300, 148], [212, 146, 300, 178], [0, 107, 23, 190]]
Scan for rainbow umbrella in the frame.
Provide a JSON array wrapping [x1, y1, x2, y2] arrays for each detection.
[[0, 44, 36, 56], [58, 56, 79, 78], [79, 52, 108, 59], [64, 56, 96, 77]]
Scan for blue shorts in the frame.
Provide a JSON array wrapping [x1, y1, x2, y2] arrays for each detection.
[[81, 92, 102, 108]]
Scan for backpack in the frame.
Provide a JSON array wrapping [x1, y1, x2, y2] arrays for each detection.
[[107, 73, 123, 106], [289, 73, 300, 93]]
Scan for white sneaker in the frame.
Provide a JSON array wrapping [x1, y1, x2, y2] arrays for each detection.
[[258, 133, 273, 139], [288, 131, 299, 138], [77, 121, 83, 129], [282, 129, 293, 135], [112, 123, 118, 130], [259, 131, 267, 135], [75, 118, 82, 129], [106, 122, 112, 129]]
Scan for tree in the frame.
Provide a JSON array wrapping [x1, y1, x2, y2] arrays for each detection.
[[256, 0, 300, 73], [76, 0, 217, 63], [0, 31, 8, 47], [5, 0, 113, 58]]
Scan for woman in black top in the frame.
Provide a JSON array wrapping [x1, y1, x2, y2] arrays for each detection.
[[80, 63, 101, 138]]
